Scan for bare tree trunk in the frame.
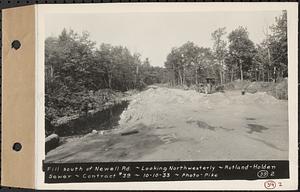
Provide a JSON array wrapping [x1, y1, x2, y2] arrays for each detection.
[[108, 73, 112, 89], [256, 70, 258, 81], [182, 67, 186, 85], [240, 63, 243, 81], [267, 47, 272, 82], [172, 63, 176, 86], [219, 70, 223, 84], [172, 70, 176, 86], [134, 64, 139, 88], [50, 65, 54, 81], [195, 68, 198, 84], [230, 68, 234, 82], [178, 70, 183, 85], [273, 66, 276, 83], [219, 61, 224, 84]]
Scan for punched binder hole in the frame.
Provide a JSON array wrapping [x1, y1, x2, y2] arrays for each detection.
[[12, 142, 22, 152], [11, 40, 21, 50]]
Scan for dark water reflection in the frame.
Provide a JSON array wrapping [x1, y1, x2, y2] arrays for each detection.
[[54, 100, 129, 137]]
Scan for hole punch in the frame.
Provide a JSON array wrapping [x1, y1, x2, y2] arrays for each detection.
[[12, 142, 22, 152], [11, 40, 21, 50]]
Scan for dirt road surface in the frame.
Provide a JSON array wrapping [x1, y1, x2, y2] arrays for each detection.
[[46, 86, 288, 162]]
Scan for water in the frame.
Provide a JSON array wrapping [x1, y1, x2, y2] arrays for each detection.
[[54, 100, 130, 137], [246, 123, 269, 134]]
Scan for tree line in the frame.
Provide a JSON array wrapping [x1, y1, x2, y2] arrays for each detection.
[[45, 11, 287, 121], [45, 29, 166, 120], [164, 11, 287, 86], [46, 30, 166, 92]]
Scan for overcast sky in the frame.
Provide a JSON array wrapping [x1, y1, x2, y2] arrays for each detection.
[[45, 11, 282, 67]]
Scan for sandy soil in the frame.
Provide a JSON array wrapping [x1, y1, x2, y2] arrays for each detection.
[[45, 86, 288, 162]]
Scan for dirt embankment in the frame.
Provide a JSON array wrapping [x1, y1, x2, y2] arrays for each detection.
[[46, 86, 288, 162], [224, 79, 288, 100]]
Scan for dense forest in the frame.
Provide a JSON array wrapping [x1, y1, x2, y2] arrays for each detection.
[[45, 11, 287, 128], [45, 30, 167, 125], [165, 11, 287, 86]]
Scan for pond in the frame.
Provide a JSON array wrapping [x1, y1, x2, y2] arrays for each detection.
[[53, 100, 130, 137]]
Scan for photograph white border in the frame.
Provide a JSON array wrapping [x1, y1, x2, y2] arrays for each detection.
[[35, 2, 298, 190]]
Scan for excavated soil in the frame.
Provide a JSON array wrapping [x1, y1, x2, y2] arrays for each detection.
[[46, 86, 288, 162]]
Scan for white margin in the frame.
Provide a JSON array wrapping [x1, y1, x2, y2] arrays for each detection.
[[35, 3, 298, 190]]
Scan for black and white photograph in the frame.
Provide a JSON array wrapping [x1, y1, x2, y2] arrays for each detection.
[[44, 7, 290, 164]]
